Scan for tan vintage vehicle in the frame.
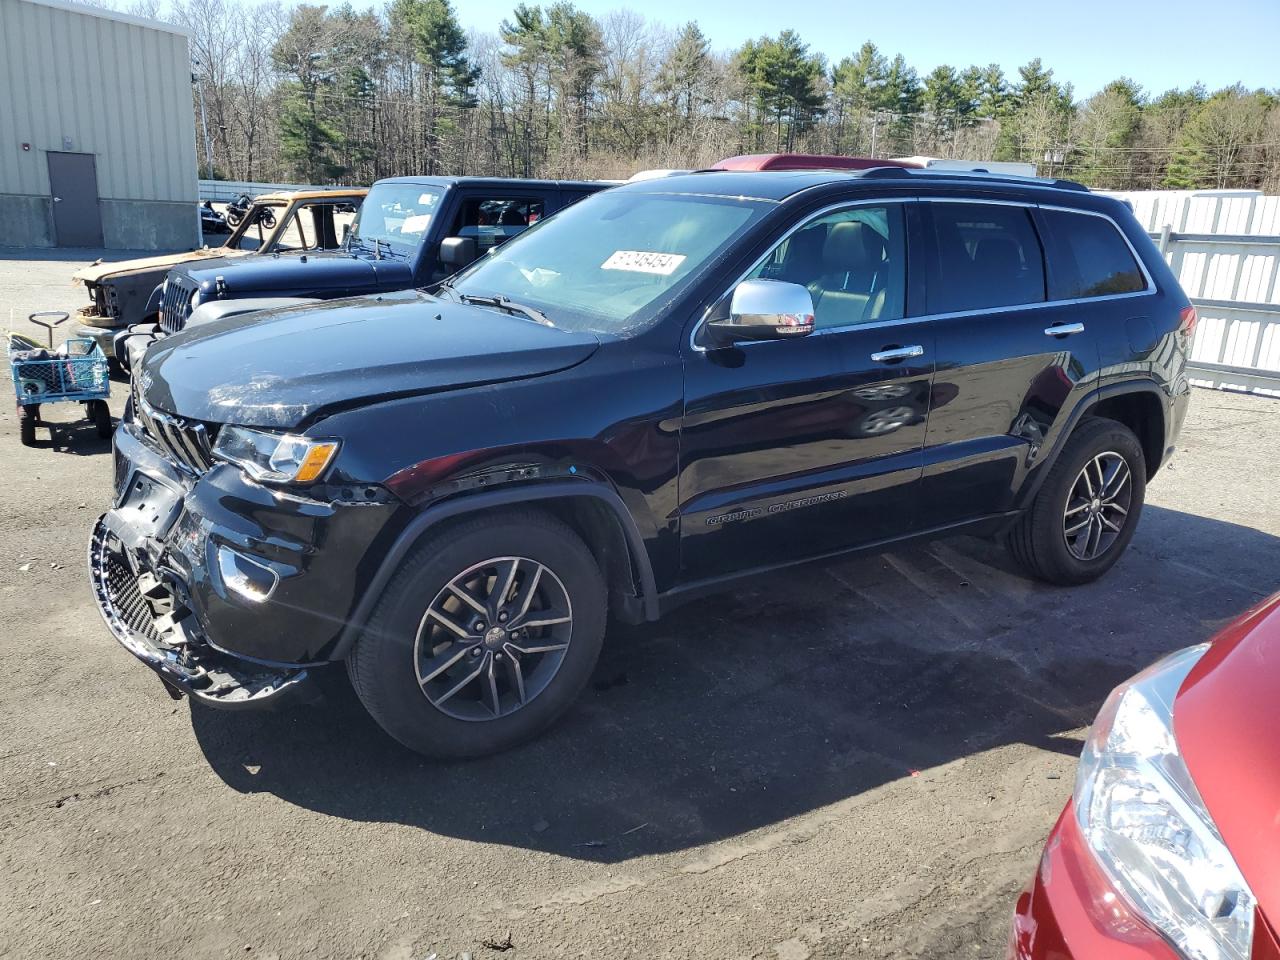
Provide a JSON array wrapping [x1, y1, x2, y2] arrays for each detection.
[[72, 188, 367, 361]]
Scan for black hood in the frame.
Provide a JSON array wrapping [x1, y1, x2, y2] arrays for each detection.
[[181, 250, 413, 297], [141, 290, 600, 429]]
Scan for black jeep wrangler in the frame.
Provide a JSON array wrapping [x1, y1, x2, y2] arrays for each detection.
[[90, 167, 1193, 758], [116, 176, 605, 371]]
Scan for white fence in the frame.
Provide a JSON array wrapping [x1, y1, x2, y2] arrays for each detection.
[[1107, 189, 1280, 394], [197, 179, 357, 202]]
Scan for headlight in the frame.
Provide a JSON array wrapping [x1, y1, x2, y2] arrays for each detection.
[[189, 289, 201, 310], [212, 425, 339, 484], [1075, 643, 1255, 960]]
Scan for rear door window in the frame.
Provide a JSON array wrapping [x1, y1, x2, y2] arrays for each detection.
[[1039, 208, 1148, 299], [927, 202, 1046, 314]]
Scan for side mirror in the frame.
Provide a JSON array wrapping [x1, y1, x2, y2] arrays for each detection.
[[440, 236, 478, 267], [705, 279, 815, 344]]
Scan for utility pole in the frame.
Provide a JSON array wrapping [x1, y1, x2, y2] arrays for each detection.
[[192, 58, 215, 181]]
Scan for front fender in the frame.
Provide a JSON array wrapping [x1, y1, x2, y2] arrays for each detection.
[[327, 480, 659, 660], [143, 283, 165, 317]]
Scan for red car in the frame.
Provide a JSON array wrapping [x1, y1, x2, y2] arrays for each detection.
[[1010, 592, 1280, 960]]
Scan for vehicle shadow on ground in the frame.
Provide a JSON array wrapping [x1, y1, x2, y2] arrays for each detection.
[[190, 505, 1278, 863]]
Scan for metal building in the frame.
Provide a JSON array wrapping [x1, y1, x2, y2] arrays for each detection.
[[0, 0, 199, 250]]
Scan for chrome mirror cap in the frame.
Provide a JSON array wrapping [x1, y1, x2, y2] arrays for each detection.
[[708, 279, 815, 344]]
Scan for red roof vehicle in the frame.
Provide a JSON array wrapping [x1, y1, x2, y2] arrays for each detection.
[[1009, 592, 1280, 960], [710, 153, 922, 172]]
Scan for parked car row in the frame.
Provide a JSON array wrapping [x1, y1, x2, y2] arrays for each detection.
[[73, 188, 368, 368], [73, 153, 1270, 960]]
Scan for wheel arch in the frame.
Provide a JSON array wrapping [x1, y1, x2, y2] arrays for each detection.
[[1016, 380, 1167, 511], [1086, 389, 1166, 480], [329, 482, 659, 661]]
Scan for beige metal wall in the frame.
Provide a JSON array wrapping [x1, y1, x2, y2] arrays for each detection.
[[0, 0, 198, 247]]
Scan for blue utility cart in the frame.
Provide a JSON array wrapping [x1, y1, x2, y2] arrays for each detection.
[[9, 312, 112, 446]]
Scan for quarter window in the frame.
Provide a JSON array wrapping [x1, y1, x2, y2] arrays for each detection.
[[747, 204, 906, 330], [1040, 209, 1147, 299], [928, 203, 1045, 313]]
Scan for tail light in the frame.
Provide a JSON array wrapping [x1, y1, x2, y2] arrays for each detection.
[[1179, 305, 1198, 336]]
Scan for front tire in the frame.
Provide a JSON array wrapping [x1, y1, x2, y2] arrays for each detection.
[[1006, 416, 1146, 585], [348, 509, 607, 758]]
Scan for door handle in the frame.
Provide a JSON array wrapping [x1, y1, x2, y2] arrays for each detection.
[[52, 196, 62, 203], [1045, 322, 1085, 337], [870, 345, 924, 363]]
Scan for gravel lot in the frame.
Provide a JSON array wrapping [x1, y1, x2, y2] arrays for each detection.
[[3, 249, 1278, 960]]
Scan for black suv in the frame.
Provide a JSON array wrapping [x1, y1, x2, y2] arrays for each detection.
[[90, 167, 1193, 758], [118, 176, 605, 370]]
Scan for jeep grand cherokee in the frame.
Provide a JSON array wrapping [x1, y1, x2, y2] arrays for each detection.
[[89, 167, 1194, 758]]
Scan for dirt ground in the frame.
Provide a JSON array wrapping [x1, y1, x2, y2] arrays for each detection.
[[2, 249, 1278, 960]]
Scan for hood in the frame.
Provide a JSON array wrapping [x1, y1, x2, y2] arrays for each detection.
[[1175, 592, 1280, 919], [182, 250, 411, 297], [141, 289, 599, 428], [74, 247, 244, 284]]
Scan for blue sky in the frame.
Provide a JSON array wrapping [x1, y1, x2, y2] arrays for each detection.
[[453, 0, 1278, 99]]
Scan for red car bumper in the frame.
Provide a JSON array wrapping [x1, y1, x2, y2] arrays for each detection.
[[1011, 802, 1280, 960]]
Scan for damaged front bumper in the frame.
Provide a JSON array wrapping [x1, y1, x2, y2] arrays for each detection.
[[88, 433, 313, 708]]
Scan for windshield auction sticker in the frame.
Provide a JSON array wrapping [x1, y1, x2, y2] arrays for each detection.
[[601, 250, 687, 275]]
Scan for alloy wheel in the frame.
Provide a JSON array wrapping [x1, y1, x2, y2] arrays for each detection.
[[1063, 451, 1132, 561], [414, 556, 573, 721]]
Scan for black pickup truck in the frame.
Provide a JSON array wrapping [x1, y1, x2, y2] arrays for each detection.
[[117, 176, 607, 371]]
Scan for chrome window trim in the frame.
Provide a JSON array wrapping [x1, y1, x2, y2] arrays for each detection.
[[688, 196, 1157, 354]]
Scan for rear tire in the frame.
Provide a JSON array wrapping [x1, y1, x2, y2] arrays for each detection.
[[348, 509, 606, 758], [1005, 416, 1146, 585], [19, 405, 38, 446]]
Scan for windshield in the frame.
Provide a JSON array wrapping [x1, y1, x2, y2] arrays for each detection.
[[449, 190, 772, 334], [224, 201, 285, 252], [348, 183, 445, 256]]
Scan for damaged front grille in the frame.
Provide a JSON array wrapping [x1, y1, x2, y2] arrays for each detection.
[[159, 275, 198, 334], [87, 282, 115, 320], [133, 384, 218, 475], [101, 548, 164, 643], [89, 518, 311, 706]]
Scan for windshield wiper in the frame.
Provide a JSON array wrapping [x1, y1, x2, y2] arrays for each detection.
[[457, 293, 554, 327]]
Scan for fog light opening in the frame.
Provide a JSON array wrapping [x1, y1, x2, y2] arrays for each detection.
[[216, 545, 278, 603]]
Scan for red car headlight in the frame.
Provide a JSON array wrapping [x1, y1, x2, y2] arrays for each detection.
[[1075, 644, 1256, 960]]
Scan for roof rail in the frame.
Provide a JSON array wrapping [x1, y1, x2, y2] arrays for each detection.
[[856, 166, 1090, 192]]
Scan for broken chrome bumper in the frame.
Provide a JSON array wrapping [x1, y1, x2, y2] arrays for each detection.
[[87, 428, 314, 709]]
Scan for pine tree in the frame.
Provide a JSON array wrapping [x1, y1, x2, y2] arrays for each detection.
[[660, 22, 711, 123], [738, 30, 825, 151]]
